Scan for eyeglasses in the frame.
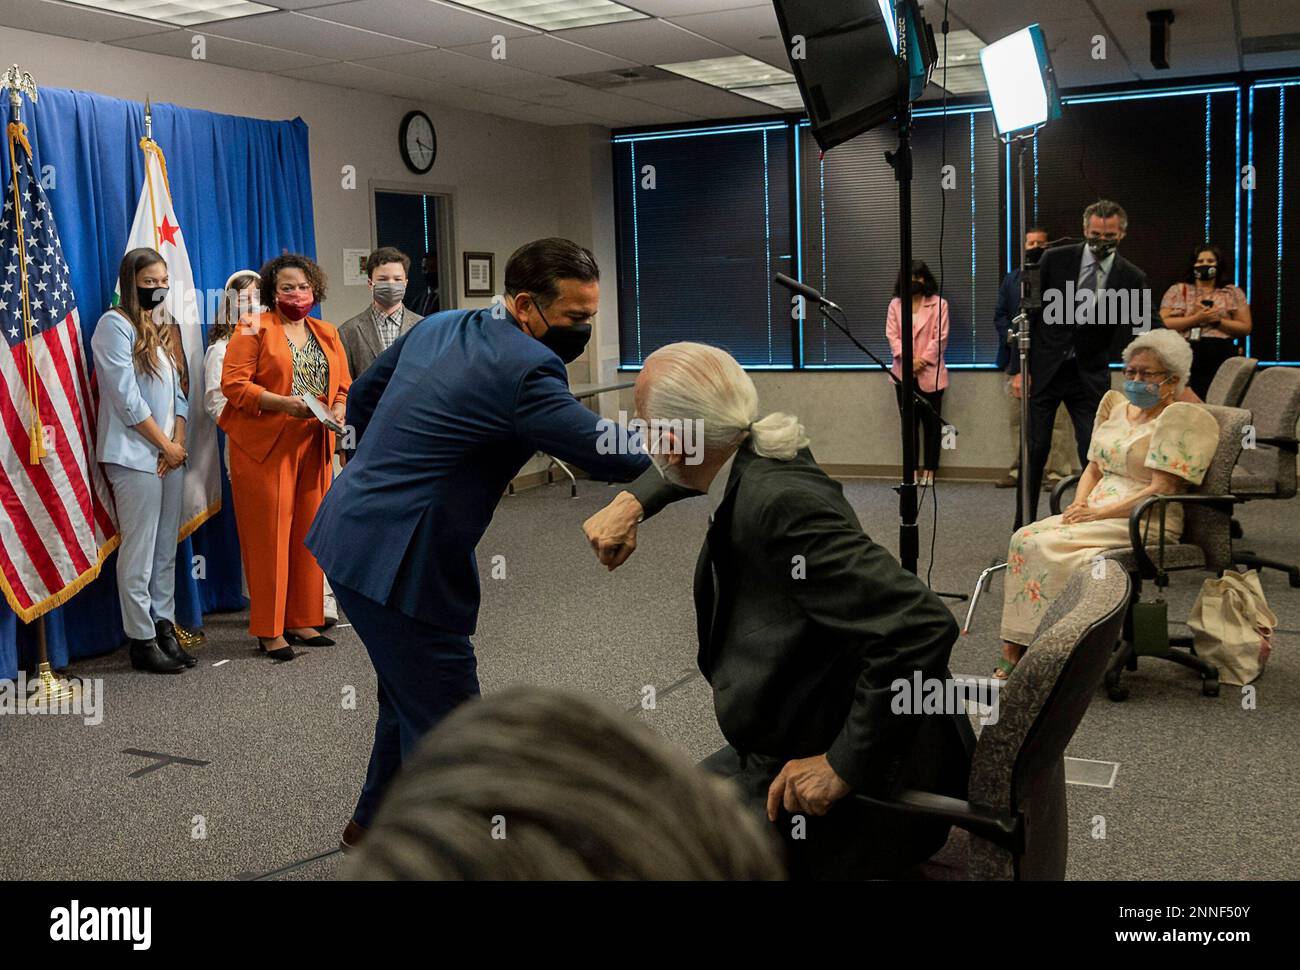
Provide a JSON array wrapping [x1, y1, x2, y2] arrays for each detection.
[[1123, 368, 1168, 382]]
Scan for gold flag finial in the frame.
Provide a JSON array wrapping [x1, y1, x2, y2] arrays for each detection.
[[3, 64, 38, 120]]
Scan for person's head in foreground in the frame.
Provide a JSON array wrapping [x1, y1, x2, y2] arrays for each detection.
[[634, 341, 809, 489], [1121, 328, 1192, 411], [343, 686, 785, 880]]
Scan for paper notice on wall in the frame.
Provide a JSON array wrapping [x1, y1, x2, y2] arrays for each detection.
[[343, 249, 369, 286]]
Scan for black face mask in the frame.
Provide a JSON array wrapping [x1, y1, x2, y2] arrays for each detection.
[[1087, 237, 1118, 259], [533, 303, 592, 364], [137, 285, 168, 310], [1024, 247, 1044, 266], [1194, 265, 1217, 281]]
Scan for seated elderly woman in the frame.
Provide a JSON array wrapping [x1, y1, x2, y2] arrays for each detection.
[[994, 328, 1220, 678]]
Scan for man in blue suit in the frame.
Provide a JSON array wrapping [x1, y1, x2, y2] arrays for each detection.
[[306, 238, 674, 851]]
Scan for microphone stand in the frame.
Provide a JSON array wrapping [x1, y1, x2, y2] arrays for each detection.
[[775, 277, 965, 603]]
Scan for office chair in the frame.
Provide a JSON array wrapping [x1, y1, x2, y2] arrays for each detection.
[[862, 562, 1130, 880], [1230, 367, 1300, 587], [1203, 355, 1256, 407], [1049, 404, 1250, 700]]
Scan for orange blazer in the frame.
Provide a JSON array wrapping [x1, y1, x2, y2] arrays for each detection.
[[220, 311, 351, 463]]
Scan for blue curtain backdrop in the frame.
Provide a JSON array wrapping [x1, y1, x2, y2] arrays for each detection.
[[0, 86, 316, 680]]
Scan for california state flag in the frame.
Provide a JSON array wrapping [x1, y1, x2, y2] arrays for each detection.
[[117, 137, 221, 539]]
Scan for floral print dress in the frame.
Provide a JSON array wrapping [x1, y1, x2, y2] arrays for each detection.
[[1000, 390, 1220, 646]]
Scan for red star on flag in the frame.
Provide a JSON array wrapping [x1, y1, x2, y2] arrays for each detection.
[[157, 215, 179, 247]]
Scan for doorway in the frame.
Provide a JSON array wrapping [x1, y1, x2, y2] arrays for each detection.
[[371, 184, 456, 314]]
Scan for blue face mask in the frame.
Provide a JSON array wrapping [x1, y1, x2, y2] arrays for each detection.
[[1123, 378, 1168, 409]]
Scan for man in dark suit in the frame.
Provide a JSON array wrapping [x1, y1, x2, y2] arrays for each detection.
[[307, 238, 669, 852], [1015, 199, 1158, 526], [583, 343, 974, 879], [337, 247, 422, 382], [994, 227, 1078, 490]]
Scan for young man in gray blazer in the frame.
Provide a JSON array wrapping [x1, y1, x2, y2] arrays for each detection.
[[588, 342, 974, 880], [337, 247, 422, 382]]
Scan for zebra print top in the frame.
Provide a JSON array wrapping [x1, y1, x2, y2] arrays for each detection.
[[287, 327, 329, 398]]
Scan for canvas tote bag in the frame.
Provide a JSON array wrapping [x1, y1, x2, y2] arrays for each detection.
[[1187, 570, 1278, 686]]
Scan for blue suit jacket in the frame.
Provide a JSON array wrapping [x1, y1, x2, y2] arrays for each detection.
[[994, 269, 1020, 373], [91, 308, 189, 472], [305, 307, 651, 634]]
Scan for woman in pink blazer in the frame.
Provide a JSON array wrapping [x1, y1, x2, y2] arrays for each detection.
[[886, 260, 950, 486]]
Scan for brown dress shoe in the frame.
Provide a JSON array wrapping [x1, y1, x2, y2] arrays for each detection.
[[994, 474, 1017, 488], [340, 819, 367, 854]]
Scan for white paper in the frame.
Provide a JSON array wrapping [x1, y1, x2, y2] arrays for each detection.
[[302, 394, 344, 434], [343, 249, 369, 287]]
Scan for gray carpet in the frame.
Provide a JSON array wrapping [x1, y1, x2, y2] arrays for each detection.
[[2, 475, 1296, 881]]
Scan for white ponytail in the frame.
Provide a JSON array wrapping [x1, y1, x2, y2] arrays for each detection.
[[641, 342, 809, 462], [748, 411, 808, 460]]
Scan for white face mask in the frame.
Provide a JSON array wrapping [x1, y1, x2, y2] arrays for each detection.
[[648, 431, 687, 487]]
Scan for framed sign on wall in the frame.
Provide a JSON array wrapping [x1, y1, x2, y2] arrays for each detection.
[[463, 251, 495, 297]]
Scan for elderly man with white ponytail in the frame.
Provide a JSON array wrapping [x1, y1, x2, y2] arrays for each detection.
[[584, 342, 973, 880]]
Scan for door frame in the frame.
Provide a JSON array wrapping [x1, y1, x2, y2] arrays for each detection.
[[368, 179, 459, 309]]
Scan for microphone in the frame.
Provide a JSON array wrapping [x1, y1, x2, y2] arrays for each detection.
[[774, 273, 825, 305]]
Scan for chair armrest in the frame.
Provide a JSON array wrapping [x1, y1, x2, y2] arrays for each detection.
[[854, 790, 1025, 853], [1254, 435, 1299, 454], [1127, 493, 1239, 579], [1049, 474, 1081, 515]]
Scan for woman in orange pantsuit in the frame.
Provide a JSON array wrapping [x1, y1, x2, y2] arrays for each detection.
[[220, 253, 351, 661]]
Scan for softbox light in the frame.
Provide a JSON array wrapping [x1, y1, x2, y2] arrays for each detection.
[[979, 24, 1062, 137], [772, 0, 936, 152]]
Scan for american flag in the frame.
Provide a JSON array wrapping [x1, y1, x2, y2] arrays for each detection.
[[1, 121, 117, 622]]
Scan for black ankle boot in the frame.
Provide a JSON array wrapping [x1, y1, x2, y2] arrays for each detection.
[[129, 637, 186, 674], [155, 619, 197, 668]]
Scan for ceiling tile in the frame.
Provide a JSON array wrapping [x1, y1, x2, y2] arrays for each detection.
[[259, 0, 361, 9], [1242, 51, 1300, 70], [356, 47, 543, 89], [200, 10, 433, 59], [556, 18, 737, 64], [482, 101, 612, 126], [618, 77, 776, 117], [665, 3, 789, 68], [306, 0, 537, 47], [1238, 0, 1300, 36], [621, 0, 751, 15], [110, 28, 332, 71], [3, 0, 173, 43], [447, 33, 639, 75]]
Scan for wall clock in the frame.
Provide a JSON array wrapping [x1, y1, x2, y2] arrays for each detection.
[[399, 110, 436, 174]]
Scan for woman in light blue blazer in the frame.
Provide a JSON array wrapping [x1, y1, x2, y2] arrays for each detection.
[[92, 247, 192, 674]]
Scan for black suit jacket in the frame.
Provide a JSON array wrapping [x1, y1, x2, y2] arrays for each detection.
[[1012, 242, 1159, 392], [633, 445, 967, 796]]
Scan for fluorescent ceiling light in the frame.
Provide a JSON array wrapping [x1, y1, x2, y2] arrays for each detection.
[[450, 0, 647, 31], [58, 0, 275, 26], [658, 55, 795, 92], [736, 83, 806, 111]]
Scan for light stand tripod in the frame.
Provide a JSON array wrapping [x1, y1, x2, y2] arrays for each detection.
[[1008, 130, 1044, 531], [964, 127, 1043, 633]]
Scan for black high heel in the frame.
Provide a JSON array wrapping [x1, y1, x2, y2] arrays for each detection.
[[258, 640, 296, 661], [284, 630, 335, 647]]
